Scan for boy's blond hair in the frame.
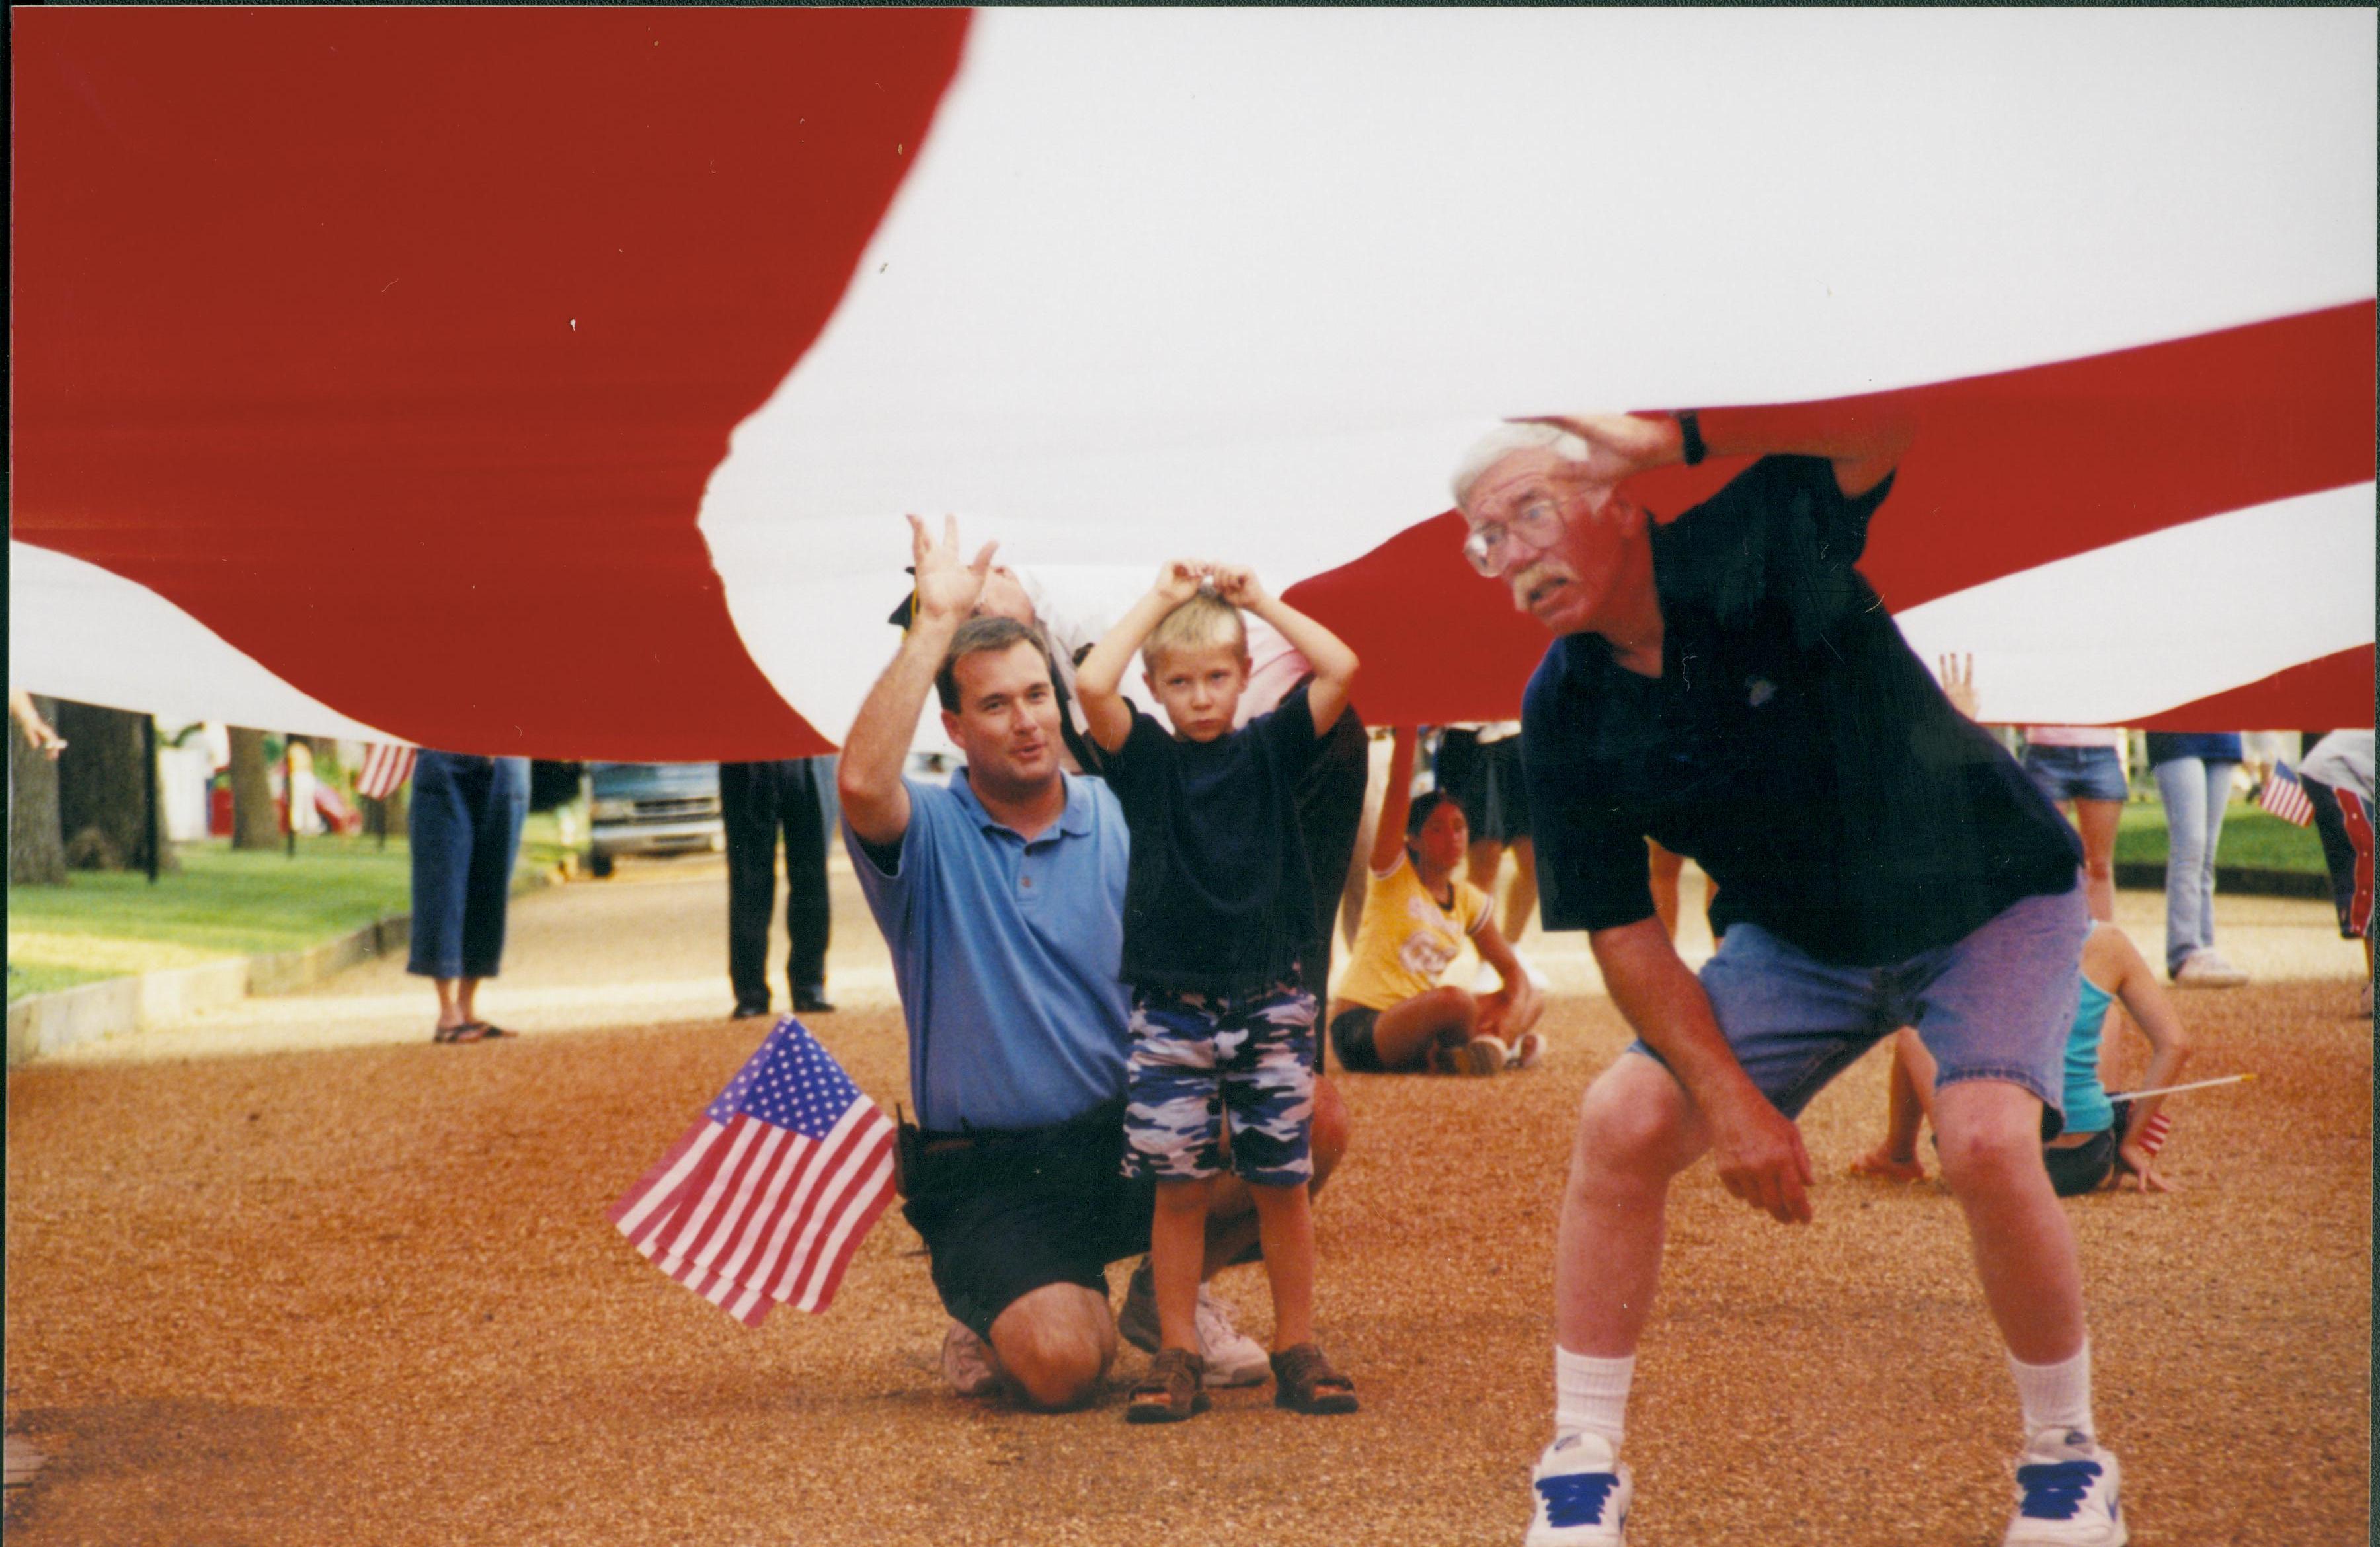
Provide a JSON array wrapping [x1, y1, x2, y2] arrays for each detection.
[[1143, 588, 1248, 670]]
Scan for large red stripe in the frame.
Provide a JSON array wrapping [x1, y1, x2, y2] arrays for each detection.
[[13, 9, 971, 759], [1289, 305, 2375, 730], [2129, 648, 2374, 734]]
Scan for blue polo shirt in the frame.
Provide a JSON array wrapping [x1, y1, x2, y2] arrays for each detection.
[[844, 770, 1132, 1132]]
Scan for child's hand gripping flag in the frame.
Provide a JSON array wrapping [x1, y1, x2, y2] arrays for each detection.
[[608, 1017, 896, 1326]]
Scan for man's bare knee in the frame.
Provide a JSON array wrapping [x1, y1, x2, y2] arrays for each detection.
[[1575, 1056, 1697, 1180], [988, 1285, 1115, 1411], [1933, 1082, 2048, 1196]]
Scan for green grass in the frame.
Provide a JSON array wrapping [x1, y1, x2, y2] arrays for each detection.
[[2112, 797, 2328, 875], [6, 807, 576, 1002]]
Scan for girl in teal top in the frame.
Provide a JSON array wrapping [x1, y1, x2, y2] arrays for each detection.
[[1854, 922, 2192, 1194]]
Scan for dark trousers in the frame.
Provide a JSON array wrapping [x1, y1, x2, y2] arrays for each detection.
[[407, 752, 528, 979], [719, 758, 830, 1008]]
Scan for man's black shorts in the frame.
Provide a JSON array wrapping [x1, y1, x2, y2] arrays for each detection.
[[898, 1101, 1155, 1338]]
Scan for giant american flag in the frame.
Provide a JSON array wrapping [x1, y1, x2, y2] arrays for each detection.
[[9, 11, 2372, 752], [609, 1017, 897, 1326]]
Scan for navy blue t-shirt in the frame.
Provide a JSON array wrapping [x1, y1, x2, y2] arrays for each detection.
[[1104, 682, 1323, 994], [1521, 454, 2080, 968]]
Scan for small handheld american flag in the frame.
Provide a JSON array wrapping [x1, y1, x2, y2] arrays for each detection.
[[355, 744, 418, 801], [2255, 762, 2316, 827], [608, 1017, 897, 1326]]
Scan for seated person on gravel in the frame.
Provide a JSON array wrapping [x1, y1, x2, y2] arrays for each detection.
[[1331, 725, 1546, 1076], [1854, 920, 2193, 1195], [838, 516, 1347, 1411], [1072, 557, 1363, 1423]]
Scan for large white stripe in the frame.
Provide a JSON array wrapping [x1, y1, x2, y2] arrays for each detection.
[[1893, 485, 2375, 725], [703, 10, 2374, 744], [9, 541, 399, 740]]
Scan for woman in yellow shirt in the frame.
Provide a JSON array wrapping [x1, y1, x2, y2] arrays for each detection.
[[1329, 727, 1546, 1074]]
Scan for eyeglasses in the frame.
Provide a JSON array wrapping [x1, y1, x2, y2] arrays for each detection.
[[1462, 498, 1567, 576]]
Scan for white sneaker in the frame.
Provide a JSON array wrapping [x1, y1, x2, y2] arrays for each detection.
[[2004, 1429, 2126, 1546], [940, 1320, 1005, 1398], [1116, 1263, 1270, 1387], [2171, 949, 2246, 988], [1525, 1430, 1632, 1546], [1507, 1031, 1546, 1070]]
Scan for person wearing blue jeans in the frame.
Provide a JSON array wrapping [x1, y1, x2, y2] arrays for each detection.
[[2146, 732, 2246, 987], [407, 750, 530, 1042]]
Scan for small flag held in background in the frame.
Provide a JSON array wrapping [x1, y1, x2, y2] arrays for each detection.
[[355, 744, 418, 802], [2256, 762, 2316, 827], [608, 1017, 896, 1326]]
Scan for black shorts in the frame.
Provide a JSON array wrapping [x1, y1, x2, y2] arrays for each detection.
[[1328, 1004, 1386, 1072], [898, 1103, 1155, 1338], [1435, 729, 1531, 844], [2042, 1125, 2116, 1197]]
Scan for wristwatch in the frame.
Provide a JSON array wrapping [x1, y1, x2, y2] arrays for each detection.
[[1674, 409, 1707, 467]]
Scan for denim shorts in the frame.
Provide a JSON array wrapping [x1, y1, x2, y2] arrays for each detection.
[[2021, 744, 2129, 805], [1633, 884, 2090, 1137]]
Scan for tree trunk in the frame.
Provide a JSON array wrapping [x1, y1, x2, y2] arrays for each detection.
[[9, 694, 68, 885], [54, 701, 156, 871], [227, 727, 282, 850]]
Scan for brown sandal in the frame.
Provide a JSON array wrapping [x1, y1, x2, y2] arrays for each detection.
[[1125, 1348, 1210, 1425], [1270, 1342, 1358, 1415]]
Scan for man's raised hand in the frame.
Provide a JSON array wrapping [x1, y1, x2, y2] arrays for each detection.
[[1509, 411, 1681, 487], [909, 514, 998, 627]]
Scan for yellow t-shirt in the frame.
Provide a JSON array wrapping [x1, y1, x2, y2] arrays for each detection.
[[1336, 852, 1493, 1011]]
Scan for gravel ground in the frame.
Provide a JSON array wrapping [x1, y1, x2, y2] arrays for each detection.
[[6, 879, 2369, 1546]]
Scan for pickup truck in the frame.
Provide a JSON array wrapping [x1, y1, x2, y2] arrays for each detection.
[[586, 762, 723, 877]]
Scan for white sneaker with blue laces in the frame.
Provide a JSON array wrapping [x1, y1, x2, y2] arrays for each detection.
[[1523, 1429, 1632, 1546], [2004, 1428, 2127, 1546]]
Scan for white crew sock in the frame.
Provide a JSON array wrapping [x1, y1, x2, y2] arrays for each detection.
[[1554, 1346, 1635, 1447], [2008, 1339, 2095, 1440]]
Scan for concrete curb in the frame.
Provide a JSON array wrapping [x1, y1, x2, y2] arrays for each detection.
[[2113, 862, 2329, 900], [5, 914, 413, 1067], [6, 865, 566, 1068]]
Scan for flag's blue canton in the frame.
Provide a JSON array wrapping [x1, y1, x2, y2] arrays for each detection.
[[707, 1017, 863, 1139]]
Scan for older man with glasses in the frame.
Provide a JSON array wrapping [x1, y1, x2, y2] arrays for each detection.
[[1459, 409, 2125, 1547]]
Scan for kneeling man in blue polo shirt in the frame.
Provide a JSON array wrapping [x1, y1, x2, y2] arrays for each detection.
[[1460, 409, 2120, 1547], [838, 514, 1349, 1411]]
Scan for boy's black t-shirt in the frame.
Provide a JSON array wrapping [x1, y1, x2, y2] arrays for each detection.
[[1521, 454, 2081, 968], [1104, 682, 1322, 994]]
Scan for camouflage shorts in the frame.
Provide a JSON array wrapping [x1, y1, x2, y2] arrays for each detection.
[[1123, 982, 1316, 1186]]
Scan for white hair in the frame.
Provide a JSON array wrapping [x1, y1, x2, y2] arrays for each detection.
[[1450, 422, 1592, 513]]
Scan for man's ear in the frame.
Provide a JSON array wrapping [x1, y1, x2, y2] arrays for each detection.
[[939, 708, 963, 744]]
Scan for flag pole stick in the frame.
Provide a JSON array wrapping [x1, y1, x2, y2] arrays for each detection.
[[2107, 1072, 2254, 1101]]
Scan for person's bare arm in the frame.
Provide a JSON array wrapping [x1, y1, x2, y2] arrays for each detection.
[[2101, 928, 2193, 1192], [1471, 916, 1542, 1033], [1368, 727, 1420, 875], [837, 515, 996, 848], [1072, 560, 1207, 754], [1210, 567, 1359, 734], [1515, 405, 1915, 500], [1591, 916, 1815, 1224], [9, 691, 65, 759]]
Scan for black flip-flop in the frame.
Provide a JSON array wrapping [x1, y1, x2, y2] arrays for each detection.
[[432, 1021, 514, 1044]]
